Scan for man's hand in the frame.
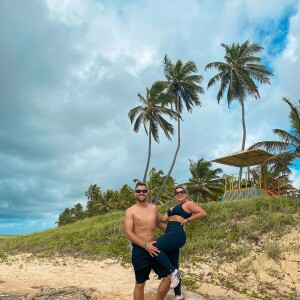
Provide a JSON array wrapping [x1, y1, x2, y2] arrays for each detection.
[[145, 241, 160, 257]]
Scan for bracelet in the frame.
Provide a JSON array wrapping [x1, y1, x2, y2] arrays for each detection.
[[144, 242, 147, 249]]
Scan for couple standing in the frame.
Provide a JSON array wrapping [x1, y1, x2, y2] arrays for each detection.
[[124, 182, 207, 300]]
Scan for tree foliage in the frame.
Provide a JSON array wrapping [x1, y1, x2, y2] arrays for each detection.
[[250, 97, 300, 168], [128, 81, 178, 182], [155, 55, 204, 202], [205, 40, 273, 152], [185, 158, 224, 203]]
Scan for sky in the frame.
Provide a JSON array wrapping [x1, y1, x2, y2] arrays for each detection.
[[1, 0, 300, 235]]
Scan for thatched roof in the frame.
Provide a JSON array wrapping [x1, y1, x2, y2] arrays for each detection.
[[211, 149, 273, 168]]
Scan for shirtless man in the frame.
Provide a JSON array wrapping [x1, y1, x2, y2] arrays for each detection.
[[124, 182, 170, 300]]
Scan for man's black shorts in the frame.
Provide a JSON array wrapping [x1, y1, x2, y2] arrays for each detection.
[[131, 243, 169, 284]]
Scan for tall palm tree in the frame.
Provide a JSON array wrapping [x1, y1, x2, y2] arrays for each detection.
[[155, 56, 204, 203], [250, 97, 300, 167], [205, 40, 273, 179], [128, 81, 178, 182], [185, 158, 224, 203]]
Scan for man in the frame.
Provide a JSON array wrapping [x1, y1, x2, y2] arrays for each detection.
[[124, 182, 170, 300]]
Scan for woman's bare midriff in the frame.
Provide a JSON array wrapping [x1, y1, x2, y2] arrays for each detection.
[[169, 215, 185, 223]]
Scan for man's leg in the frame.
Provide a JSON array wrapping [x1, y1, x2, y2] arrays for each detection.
[[132, 245, 152, 300], [134, 282, 145, 300], [156, 276, 170, 300]]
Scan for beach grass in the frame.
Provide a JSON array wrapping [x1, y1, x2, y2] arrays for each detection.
[[0, 197, 299, 264]]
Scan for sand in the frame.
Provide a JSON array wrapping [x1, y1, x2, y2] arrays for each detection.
[[0, 254, 241, 299], [0, 227, 299, 299]]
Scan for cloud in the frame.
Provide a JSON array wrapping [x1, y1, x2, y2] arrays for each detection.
[[0, 0, 300, 234]]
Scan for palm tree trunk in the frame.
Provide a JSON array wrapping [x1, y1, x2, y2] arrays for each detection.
[[143, 123, 152, 183], [154, 95, 181, 204], [239, 100, 247, 183]]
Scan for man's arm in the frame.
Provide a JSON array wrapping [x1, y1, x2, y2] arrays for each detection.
[[156, 208, 167, 232]]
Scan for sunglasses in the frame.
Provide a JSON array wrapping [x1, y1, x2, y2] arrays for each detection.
[[135, 189, 148, 194], [175, 190, 186, 196]]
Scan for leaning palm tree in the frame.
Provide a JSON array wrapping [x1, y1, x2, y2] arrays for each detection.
[[185, 158, 224, 203], [250, 97, 300, 168], [155, 56, 204, 203], [205, 40, 273, 179], [128, 81, 178, 182]]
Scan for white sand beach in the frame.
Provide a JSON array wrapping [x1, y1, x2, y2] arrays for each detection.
[[0, 254, 242, 299]]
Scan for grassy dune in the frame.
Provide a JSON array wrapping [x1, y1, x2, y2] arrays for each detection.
[[0, 197, 299, 263], [1, 197, 300, 299]]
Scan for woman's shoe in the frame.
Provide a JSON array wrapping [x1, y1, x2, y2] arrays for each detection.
[[169, 269, 180, 289]]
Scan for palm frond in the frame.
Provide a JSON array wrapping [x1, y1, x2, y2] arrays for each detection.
[[273, 129, 300, 146]]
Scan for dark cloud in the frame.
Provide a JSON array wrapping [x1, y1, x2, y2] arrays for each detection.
[[0, 0, 299, 234]]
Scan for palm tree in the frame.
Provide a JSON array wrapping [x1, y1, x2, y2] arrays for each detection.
[[147, 168, 176, 206], [251, 163, 291, 194], [205, 40, 273, 179], [155, 56, 204, 203], [250, 97, 300, 167], [85, 184, 103, 216], [128, 81, 178, 182], [185, 159, 224, 203], [115, 184, 135, 210], [85, 184, 101, 201]]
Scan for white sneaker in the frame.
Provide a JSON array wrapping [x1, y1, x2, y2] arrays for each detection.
[[169, 269, 180, 289], [174, 295, 185, 300]]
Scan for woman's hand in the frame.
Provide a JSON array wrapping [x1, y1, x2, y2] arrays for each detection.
[[181, 218, 190, 226]]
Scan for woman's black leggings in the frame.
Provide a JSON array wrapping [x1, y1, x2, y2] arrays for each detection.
[[152, 221, 186, 274]]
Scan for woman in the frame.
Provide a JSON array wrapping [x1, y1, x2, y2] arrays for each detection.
[[146, 186, 207, 295]]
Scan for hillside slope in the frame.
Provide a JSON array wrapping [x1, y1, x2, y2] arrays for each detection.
[[0, 197, 299, 299]]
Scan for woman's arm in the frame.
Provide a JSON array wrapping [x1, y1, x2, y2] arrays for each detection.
[[181, 201, 207, 225]]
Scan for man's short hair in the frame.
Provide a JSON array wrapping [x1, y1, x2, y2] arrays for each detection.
[[135, 182, 147, 189]]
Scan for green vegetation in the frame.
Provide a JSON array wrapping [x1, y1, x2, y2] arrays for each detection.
[[250, 97, 300, 167], [1, 197, 299, 264], [185, 159, 224, 203], [57, 162, 224, 226], [205, 40, 273, 153], [128, 80, 178, 182], [155, 56, 204, 202], [1, 197, 299, 299]]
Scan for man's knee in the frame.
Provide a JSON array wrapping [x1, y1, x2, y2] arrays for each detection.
[[158, 276, 170, 291], [135, 282, 146, 291]]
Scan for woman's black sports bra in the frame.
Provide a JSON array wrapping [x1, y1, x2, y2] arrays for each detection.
[[167, 202, 192, 219]]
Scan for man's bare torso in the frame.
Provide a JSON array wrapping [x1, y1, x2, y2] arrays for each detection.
[[129, 203, 157, 242]]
